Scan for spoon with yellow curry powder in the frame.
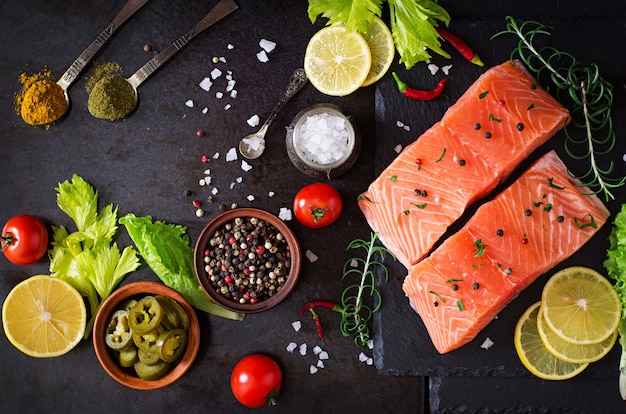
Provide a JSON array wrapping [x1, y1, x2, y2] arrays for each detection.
[[19, 0, 150, 126], [88, 0, 239, 121]]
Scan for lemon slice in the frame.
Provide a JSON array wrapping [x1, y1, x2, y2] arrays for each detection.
[[360, 16, 395, 87], [514, 302, 588, 380], [537, 305, 617, 364], [541, 266, 620, 345], [2, 275, 86, 357], [304, 24, 372, 96]]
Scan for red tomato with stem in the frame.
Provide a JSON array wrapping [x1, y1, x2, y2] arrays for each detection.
[[293, 183, 342, 228], [1, 214, 48, 265], [230, 354, 283, 408]]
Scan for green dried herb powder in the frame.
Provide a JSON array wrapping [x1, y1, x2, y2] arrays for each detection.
[[87, 74, 135, 120]]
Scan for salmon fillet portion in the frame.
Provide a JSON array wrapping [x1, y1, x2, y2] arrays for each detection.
[[402, 151, 610, 354], [359, 60, 570, 269]]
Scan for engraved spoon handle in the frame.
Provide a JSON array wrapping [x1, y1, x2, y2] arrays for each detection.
[[257, 68, 308, 137], [128, 0, 238, 89], [57, 0, 150, 90]]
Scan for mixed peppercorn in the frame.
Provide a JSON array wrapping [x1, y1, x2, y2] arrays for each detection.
[[202, 216, 291, 304]]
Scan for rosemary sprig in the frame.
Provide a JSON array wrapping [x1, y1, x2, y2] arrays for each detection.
[[492, 17, 625, 201], [340, 232, 394, 347]]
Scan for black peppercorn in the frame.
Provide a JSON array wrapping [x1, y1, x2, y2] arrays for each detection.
[[474, 123, 481, 130], [484, 131, 492, 139], [459, 159, 466, 166], [516, 122, 524, 131], [524, 209, 532, 216], [452, 284, 459, 291], [496, 229, 504, 237], [472, 282, 479, 290], [557, 215, 565, 222]]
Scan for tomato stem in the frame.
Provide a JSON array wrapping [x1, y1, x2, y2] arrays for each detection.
[[0, 232, 15, 251]]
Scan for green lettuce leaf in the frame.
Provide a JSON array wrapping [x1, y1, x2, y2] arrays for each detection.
[[119, 213, 244, 321]]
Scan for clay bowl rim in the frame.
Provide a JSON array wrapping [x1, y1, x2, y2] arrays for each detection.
[[92, 281, 200, 390], [194, 207, 301, 314]]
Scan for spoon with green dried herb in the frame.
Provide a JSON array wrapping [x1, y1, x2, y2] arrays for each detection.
[[88, 0, 239, 120]]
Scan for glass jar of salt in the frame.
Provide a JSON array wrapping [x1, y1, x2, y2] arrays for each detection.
[[285, 104, 361, 179]]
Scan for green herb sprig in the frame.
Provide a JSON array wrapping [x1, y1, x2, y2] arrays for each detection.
[[493, 17, 625, 201], [340, 232, 394, 347]]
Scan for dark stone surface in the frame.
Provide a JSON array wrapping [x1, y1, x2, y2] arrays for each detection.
[[0, 1, 425, 413]]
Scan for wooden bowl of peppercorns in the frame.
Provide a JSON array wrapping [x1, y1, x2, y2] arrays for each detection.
[[194, 208, 301, 313]]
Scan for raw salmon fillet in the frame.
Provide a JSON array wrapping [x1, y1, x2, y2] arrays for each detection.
[[359, 60, 570, 269], [402, 151, 610, 354]]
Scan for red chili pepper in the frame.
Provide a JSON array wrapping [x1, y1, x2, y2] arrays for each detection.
[[300, 300, 343, 341], [436, 27, 485, 67], [392, 73, 448, 101]]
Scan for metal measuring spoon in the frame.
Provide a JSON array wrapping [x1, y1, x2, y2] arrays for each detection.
[[89, 0, 238, 120], [239, 68, 308, 159], [45, 0, 150, 124]]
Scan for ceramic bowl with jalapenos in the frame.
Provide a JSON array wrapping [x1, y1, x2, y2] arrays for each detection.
[[92, 281, 200, 390], [194, 207, 302, 313]]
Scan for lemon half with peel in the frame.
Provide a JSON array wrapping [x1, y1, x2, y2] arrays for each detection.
[[360, 16, 395, 87], [2, 275, 86, 357], [514, 301, 588, 380], [304, 24, 372, 96], [537, 305, 617, 364], [541, 266, 620, 345]]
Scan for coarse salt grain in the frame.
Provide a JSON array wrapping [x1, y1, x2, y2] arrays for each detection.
[[396, 120, 404, 128], [480, 337, 494, 350], [296, 113, 350, 165], [199, 78, 213, 91], [350, 258, 358, 267], [313, 345, 323, 355], [210, 68, 222, 79], [247, 114, 260, 127], [219, 56, 226, 63], [185, 100, 194, 107], [216, 92, 223, 99], [224, 104, 231, 110], [211, 187, 218, 195], [318, 351, 329, 360], [442, 64, 453, 75], [286, 342, 298, 352], [247, 195, 255, 201], [278, 207, 292, 221], [204, 176, 212, 185], [316, 360, 325, 369], [305, 250, 318, 263], [268, 191, 275, 197], [257, 50, 269, 63], [230, 90, 238, 98], [236, 177, 243, 183], [299, 343, 307, 356], [403, 125, 411, 132], [291, 321, 302, 331], [259, 39, 276, 53], [367, 357, 373, 365], [225, 147, 238, 161], [212, 152, 220, 159], [241, 160, 252, 171], [394, 144, 403, 154], [367, 339, 374, 350], [227, 79, 236, 91], [309, 365, 318, 374], [227, 44, 234, 49], [358, 352, 368, 362], [428, 63, 439, 75]]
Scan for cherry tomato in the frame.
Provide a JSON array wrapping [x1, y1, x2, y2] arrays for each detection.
[[230, 354, 282, 408], [1, 214, 48, 266], [293, 183, 342, 228]]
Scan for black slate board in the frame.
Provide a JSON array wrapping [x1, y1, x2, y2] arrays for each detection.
[[372, 0, 626, 411]]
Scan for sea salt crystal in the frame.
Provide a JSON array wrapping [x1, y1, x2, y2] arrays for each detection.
[[241, 160, 252, 172], [318, 351, 329, 360], [216, 91, 224, 99], [259, 39, 276, 53], [313, 345, 323, 355], [225, 147, 238, 161], [212, 152, 220, 159], [224, 104, 231, 110], [219, 56, 226, 63], [291, 321, 302, 331], [247, 195, 255, 201], [230, 90, 238, 98], [268, 191, 275, 197], [210, 68, 222, 79], [394, 144, 403, 154], [480, 337, 494, 350], [286, 342, 298, 352], [257, 50, 269, 63], [211, 187, 218, 195], [236, 177, 243, 183], [350, 259, 358, 267], [316, 360, 325, 369], [367, 339, 374, 350], [247, 114, 260, 127], [204, 168, 211, 175], [227, 79, 236, 91], [202, 107, 209, 114], [358, 352, 368, 362], [227, 43, 234, 49], [185, 100, 194, 107], [305, 250, 318, 263], [403, 125, 411, 132], [204, 176, 212, 185], [623, 153, 626, 162], [296, 113, 350, 165], [299, 343, 307, 356], [428, 63, 439, 75], [278, 207, 292, 221], [366, 357, 373, 365], [442, 64, 453, 75], [199, 77, 213, 91], [309, 365, 318, 374], [229, 182, 236, 190], [396, 120, 404, 128]]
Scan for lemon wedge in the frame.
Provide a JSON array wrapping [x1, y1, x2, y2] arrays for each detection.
[[360, 16, 395, 87]]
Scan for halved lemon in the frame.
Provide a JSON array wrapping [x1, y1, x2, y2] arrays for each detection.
[[304, 24, 372, 96], [360, 16, 395, 87], [514, 302, 588, 380], [2, 275, 86, 357], [537, 305, 617, 364], [541, 266, 620, 345]]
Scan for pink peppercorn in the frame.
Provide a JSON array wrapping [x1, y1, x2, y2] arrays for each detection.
[[192, 199, 201, 208], [197, 130, 205, 137], [201, 155, 209, 163], [256, 246, 266, 255], [521, 237, 529, 244]]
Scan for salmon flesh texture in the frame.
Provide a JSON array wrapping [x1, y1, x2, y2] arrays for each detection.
[[359, 60, 571, 269], [402, 150, 610, 353]]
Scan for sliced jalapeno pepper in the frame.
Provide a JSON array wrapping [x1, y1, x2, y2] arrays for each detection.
[[155, 295, 190, 331], [137, 347, 161, 366], [156, 328, 188, 363], [105, 310, 133, 351], [128, 296, 163, 335], [132, 325, 163, 353], [119, 345, 138, 368], [134, 360, 170, 381]]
